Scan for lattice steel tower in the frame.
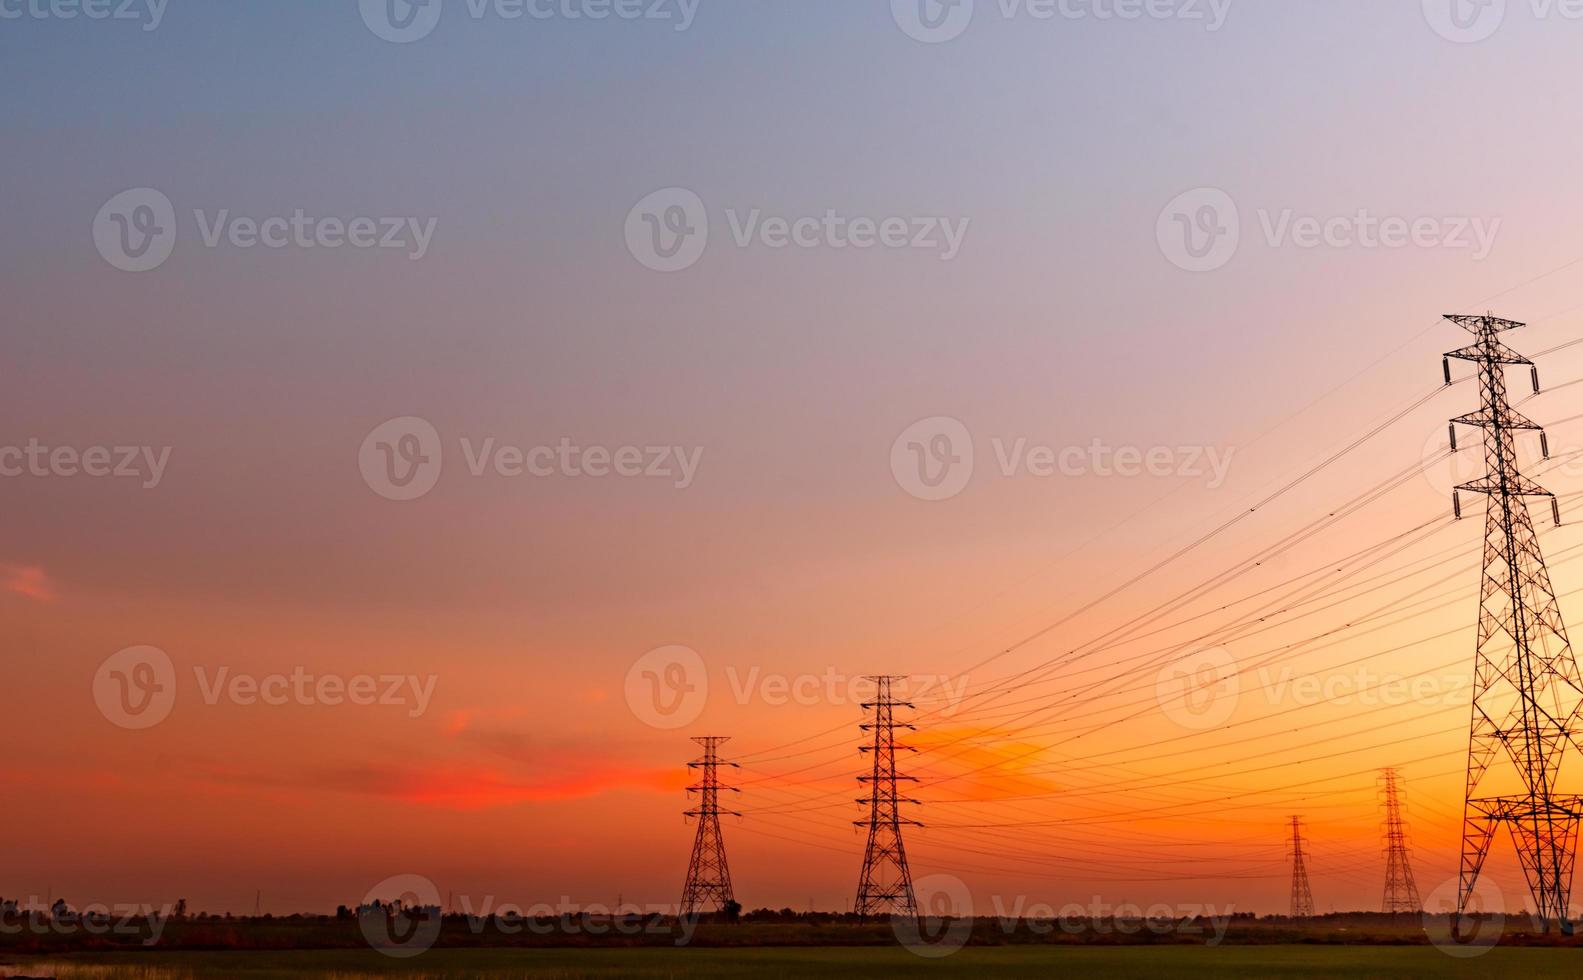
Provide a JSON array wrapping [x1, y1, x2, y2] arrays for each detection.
[[854, 676, 920, 918], [680, 736, 740, 917], [1289, 816, 1315, 918], [1379, 768, 1423, 913], [1443, 313, 1583, 935]]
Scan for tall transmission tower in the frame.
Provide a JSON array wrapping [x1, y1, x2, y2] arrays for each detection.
[[1288, 816, 1315, 919], [1443, 313, 1583, 935], [854, 676, 920, 919], [680, 736, 740, 917], [1379, 768, 1423, 913]]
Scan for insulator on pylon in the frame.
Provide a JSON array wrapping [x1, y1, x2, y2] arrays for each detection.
[[1542, 432, 1551, 460], [1444, 317, 1581, 933], [1443, 359, 1453, 386], [1532, 367, 1541, 394], [1449, 424, 1458, 452], [1454, 491, 1462, 520]]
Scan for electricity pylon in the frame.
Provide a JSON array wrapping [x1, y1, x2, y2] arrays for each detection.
[[680, 736, 740, 917], [1289, 816, 1315, 918], [855, 676, 920, 918], [1379, 768, 1423, 913], [1443, 313, 1583, 935]]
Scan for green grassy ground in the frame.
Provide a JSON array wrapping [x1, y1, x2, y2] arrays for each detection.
[[5, 946, 1580, 980]]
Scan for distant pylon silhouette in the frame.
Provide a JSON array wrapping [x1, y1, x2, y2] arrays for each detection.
[[1442, 314, 1583, 936], [854, 676, 920, 919], [1289, 816, 1314, 918], [1379, 768, 1423, 913], [680, 736, 740, 917]]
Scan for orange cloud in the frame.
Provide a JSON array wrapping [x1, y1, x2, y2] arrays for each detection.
[[384, 766, 687, 810], [190, 760, 688, 812], [1, 564, 55, 601], [912, 727, 1065, 801], [442, 709, 474, 737]]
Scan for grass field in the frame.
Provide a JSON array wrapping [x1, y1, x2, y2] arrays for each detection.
[[4, 946, 1581, 980]]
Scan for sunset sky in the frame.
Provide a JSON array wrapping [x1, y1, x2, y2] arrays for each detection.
[[8, 1, 1583, 919]]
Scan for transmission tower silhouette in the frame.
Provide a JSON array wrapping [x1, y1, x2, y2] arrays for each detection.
[[1379, 768, 1423, 913], [680, 736, 740, 917], [1443, 313, 1583, 935], [854, 676, 920, 919], [1288, 816, 1314, 918]]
